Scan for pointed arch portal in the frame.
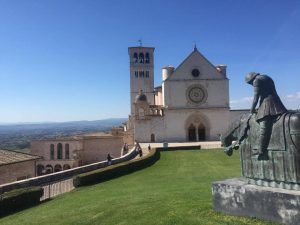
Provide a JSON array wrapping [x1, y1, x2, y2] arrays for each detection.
[[185, 113, 209, 142]]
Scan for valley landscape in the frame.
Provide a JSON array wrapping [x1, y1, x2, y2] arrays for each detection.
[[0, 118, 126, 151]]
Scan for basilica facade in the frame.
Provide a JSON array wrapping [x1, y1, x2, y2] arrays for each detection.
[[126, 45, 246, 142]]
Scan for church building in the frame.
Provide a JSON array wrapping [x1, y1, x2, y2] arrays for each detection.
[[23, 45, 247, 179], [126, 45, 246, 142]]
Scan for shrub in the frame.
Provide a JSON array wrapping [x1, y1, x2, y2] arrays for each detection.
[[73, 149, 160, 187], [0, 186, 43, 217]]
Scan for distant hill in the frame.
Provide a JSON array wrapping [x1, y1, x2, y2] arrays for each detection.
[[0, 118, 127, 150]]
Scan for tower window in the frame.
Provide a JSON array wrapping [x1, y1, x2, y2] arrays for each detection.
[[135, 71, 138, 78], [139, 53, 144, 63], [146, 71, 149, 78], [139, 71, 144, 77], [133, 53, 138, 63], [145, 53, 150, 64]]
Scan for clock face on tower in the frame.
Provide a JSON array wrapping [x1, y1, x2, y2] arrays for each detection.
[[186, 84, 207, 104]]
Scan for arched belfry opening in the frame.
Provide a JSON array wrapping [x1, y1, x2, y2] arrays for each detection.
[[133, 52, 138, 63], [185, 113, 209, 142], [139, 53, 144, 63], [145, 53, 150, 63]]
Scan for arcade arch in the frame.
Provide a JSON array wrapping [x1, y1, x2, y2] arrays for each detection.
[[45, 165, 53, 174], [54, 164, 62, 172], [63, 164, 71, 170], [37, 164, 45, 176]]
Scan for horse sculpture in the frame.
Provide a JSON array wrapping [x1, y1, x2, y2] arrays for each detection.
[[220, 111, 300, 190]]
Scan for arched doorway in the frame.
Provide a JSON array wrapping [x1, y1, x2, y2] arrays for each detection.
[[198, 124, 205, 141], [185, 113, 209, 142], [188, 124, 197, 141], [151, 133, 155, 142], [37, 164, 45, 176]]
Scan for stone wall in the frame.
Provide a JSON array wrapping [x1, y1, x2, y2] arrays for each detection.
[[164, 80, 229, 109], [0, 160, 36, 185], [82, 136, 123, 164]]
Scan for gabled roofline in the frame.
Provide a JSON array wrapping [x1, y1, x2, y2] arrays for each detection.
[[164, 48, 225, 81]]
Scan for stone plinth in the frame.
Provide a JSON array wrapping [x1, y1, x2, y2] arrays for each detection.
[[212, 177, 300, 225]]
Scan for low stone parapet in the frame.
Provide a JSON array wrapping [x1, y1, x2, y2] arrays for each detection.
[[0, 147, 138, 195]]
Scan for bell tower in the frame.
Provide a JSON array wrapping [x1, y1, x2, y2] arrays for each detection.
[[128, 46, 155, 115]]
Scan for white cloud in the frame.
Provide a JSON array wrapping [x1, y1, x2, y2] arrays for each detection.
[[284, 92, 300, 101], [230, 97, 253, 104], [230, 92, 300, 110]]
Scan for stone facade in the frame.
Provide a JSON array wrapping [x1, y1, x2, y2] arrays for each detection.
[[0, 160, 37, 185], [127, 45, 247, 142], [0, 150, 40, 185], [30, 139, 83, 175], [81, 136, 123, 164]]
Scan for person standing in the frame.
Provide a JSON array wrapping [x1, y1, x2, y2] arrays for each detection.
[[107, 154, 113, 165]]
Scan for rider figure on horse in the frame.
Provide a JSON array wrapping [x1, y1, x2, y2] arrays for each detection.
[[245, 72, 287, 159]]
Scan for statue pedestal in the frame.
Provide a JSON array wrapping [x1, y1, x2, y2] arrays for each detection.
[[212, 177, 300, 225]]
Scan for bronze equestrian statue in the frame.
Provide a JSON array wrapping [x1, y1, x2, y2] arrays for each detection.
[[221, 73, 300, 190]]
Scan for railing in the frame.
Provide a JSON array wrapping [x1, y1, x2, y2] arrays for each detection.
[[0, 147, 138, 200]]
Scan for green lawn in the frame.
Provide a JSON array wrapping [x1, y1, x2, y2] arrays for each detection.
[[0, 149, 277, 225]]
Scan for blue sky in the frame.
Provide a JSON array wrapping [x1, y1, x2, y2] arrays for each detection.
[[0, 0, 299, 123]]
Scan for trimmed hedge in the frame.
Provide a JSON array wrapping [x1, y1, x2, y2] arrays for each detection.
[[0, 186, 43, 217], [156, 145, 201, 151], [73, 149, 160, 187]]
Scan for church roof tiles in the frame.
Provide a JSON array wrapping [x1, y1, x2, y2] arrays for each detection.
[[0, 150, 40, 166]]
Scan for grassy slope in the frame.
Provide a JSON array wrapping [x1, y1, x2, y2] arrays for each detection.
[[0, 149, 277, 225]]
